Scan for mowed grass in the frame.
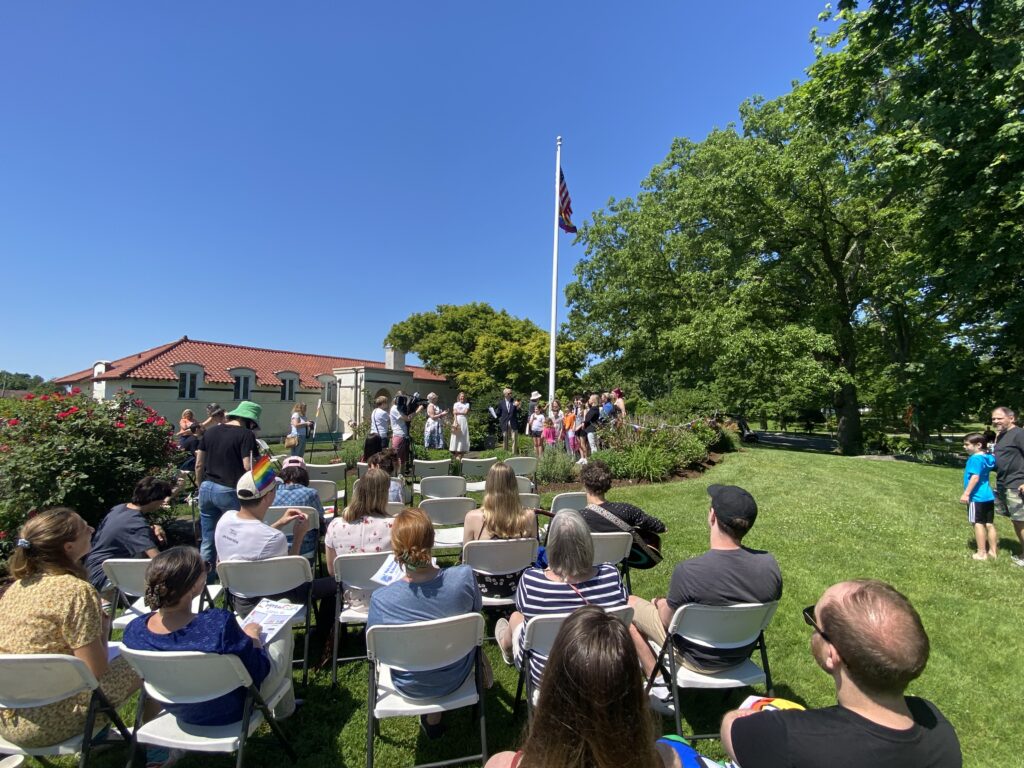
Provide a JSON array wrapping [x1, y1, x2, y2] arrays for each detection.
[[70, 446, 1019, 768]]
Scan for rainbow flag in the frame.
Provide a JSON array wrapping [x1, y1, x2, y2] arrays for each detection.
[[559, 169, 577, 234], [250, 454, 277, 495]]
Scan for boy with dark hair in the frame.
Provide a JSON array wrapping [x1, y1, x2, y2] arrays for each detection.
[[960, 432, 997, 560]]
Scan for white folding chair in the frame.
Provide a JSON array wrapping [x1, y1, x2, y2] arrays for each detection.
[[308, 479, 345, 510], [513, 605, 634, 716], [590, 532, 633, 566], [305, 462, 348, 489], [385, 501, 406, 517], [420, 497, 476, 550], [119, 648, 295, 768], [0, 653, 133, 767], [217, 557, 314, 685], [256, 439, 288, 466], [518, 493, 540, 509], [411, 459, 451, 496], [515, 475, 534, 494], [420, 475, 467, 500], [356, 461, 370, 479], [648, 602, 778, 738], [366, 613, 487, 768], [265, 505, 322, 574], [459, 457, 498, 493], [550, 492, 587, 514], [329, 551, 393, 682], [462, 538, 538, 609], [102, 558, 222, 634], [503, 456, 537, 482]]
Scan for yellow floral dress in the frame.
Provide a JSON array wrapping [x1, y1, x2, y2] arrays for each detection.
[[0, 572, 138, 747]]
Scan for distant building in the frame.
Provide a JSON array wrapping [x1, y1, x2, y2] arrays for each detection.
[[54, 336, 455, 438]]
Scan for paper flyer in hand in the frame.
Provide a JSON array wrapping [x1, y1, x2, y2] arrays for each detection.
[[239, 599, 304, 644], [738, 695, 805, 711], [370, 554, 439, 586]]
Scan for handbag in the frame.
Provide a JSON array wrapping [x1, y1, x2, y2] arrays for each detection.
[[584, 503, 663, 570], [284, 434, 299, 448]]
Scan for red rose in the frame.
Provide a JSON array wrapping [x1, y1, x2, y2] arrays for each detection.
[[55, 412, 67, 420], [71, 387, 81, 394], [115, 422, 126, 428], [68, 406, 79, 414], [23, 394, 34, 400], [156, 418, 167, 427], [145, 416, 155, 424], [6, 418, 19, 427], [40, 395, 49, 401]]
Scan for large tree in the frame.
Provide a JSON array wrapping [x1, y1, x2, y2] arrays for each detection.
[[385, 303, 586, 401]]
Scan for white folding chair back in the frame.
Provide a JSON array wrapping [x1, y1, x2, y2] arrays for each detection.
[[217, 556, 313, 598], [412, 459, 450, 482], [306, 462, 347, 486], [515, 476, 534, 494], [308, 479, 342, 507], [518, 493, 540, 509], [330, 551, 394, 680], [102, 559, 222, 630], [385, 501, 405, 517], [551, 492, 587, 514], [265, 505, 320, 537], [356, 462, 370, 479], [590, 532, 633, 566], [460, 457, 497, 492], [420, 475, 467, 499], [462, 539, 538, 607], [420, 497, 476, 550], [503, 456, 537, 478]]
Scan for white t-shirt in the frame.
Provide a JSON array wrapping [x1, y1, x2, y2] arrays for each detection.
[[371, 407, 390, 439], [215, 510, 287, 596], [389, 405, 409, 438]]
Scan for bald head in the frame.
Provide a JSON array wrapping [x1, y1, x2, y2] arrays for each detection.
[[817, 580, 929, 695]]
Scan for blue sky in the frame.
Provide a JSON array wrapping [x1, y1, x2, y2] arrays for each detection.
[[0, 2, 833, 379]]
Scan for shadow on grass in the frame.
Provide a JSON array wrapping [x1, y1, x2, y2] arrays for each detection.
[[658, 683, 813, 738], [748, 438, 836, 456]]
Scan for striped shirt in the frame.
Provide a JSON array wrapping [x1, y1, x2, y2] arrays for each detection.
[[515, 563, 628, 687]]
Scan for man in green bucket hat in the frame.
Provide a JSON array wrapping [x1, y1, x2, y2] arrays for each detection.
[[194, 400, 262, 572]]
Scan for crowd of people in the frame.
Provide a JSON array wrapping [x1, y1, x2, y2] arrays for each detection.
[[7, 397, 1013, 768]]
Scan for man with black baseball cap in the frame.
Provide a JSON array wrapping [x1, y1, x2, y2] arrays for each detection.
[[628, 484, 782, 710]]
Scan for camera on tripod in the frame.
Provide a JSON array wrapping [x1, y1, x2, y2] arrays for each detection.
[[394, 392, 429, 416]]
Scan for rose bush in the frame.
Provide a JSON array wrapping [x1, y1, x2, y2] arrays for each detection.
[[0, 388, 182, 561]]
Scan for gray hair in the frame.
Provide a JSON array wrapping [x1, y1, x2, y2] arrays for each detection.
[[546, 508, 594, 582], [994, 406, 1017, 422]]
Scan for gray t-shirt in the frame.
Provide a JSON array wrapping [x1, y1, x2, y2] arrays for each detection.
[[666, 547, 782, 670], [367, 565, 481, 699], [994, 426, 1024, 492]]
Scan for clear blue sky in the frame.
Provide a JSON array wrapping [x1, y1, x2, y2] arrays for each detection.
[[0, 2, 834, 379]]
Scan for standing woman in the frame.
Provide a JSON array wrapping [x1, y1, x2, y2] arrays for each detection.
[[363, 395, 391, 462], [0, 508, 140, 749], [581, 394, 601, 458], [449, 391, 471, 461], [288, 402, 311, 457], [549, 400, 565, 451], [424, 393, 448, 450], [612, 388, 627, 427]]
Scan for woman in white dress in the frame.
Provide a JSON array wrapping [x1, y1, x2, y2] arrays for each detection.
[[449, 391, 470, 459]]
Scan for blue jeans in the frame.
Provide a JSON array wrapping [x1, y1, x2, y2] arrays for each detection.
[[199, 481, 240, 568], [290, 433, 307, 457]]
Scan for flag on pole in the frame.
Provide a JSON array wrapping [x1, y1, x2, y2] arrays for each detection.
[[558, 169, 577, 234]]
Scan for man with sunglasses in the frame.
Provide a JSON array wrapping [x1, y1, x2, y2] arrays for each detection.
[[721, 580, 961, 767]]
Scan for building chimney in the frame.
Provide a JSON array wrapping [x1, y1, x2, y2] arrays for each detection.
[[92, 360, 111, 378], [384, 345, 405, 371]]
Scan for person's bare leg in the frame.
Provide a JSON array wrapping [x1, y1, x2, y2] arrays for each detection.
[[1014, 520, 1024, 556], [987, 524, 998, 558], [500, 611, 525, 657], [973, 523, 988, 559], [630, 623, 657, 677]]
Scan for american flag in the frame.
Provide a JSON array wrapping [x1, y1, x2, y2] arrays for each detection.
[[558, 169, 577, 234]]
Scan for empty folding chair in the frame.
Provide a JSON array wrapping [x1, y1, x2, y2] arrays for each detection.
[[308, 478, 345, 512], [411, 459, 451, 497], [216, 557, 314, 685], [356, 461, 370, 479], [518, 493, 540, 510], [515, 475, 534, 494], [462, 538, 538, 609], [330, 551, 393, 683], [305, 462, 348, 489], [365, 613, 487, 768], [503, 456, 537, 484], [459, 457, 498, 493], [514, 605, 634, 716], [265, 505, 322, 575], [102, 558, 222, 635], [550, 492, 587, 515], [420, 497, 477, 551], [0, 653, 133, 768], [120, 648, 296, 768], [420, 475, 467, 500], [647, 601, 778, 738]]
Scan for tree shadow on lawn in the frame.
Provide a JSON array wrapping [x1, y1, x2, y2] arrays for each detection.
[[748, 437, 837, 455]]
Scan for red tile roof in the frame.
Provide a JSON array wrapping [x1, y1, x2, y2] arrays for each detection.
[[54, 337, 446, 386]]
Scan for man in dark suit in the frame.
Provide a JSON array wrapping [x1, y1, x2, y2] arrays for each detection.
[[495, 387, 521, 454]]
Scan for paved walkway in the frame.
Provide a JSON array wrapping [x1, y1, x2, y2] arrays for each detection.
[[753, 431, 838, 453]]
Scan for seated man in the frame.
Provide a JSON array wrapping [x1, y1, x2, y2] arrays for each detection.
[[85, 476, 171, 592], [628, 484, 782, 702], [721, 579, 962, 767], [578, 459, 667, 536]]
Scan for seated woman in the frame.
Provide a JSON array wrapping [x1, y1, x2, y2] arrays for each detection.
[[0, 508, 140, 749], [495, 508, 628, 690], [486, 606, 692, 768], [463, 462, 538, 598], [274, 456, 325, 556], [578, 459, 667, 536], [367, 508, 486, 737], [123, 546, 295, 726]]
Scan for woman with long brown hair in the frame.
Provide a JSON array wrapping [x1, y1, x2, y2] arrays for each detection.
[[0, 508, 140, 748], [462, 462, 538, 597], [486, 606, 683, 768]]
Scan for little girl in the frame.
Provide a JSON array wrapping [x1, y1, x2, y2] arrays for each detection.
[[960, 432, 997, 560], [528, 404, 546, 457], [542, 418, 558, 451]]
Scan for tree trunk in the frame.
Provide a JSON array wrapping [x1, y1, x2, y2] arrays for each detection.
[[835, 382, 863, 455]]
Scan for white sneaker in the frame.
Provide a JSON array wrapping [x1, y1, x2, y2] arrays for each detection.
[[495, 618, 514, 666]]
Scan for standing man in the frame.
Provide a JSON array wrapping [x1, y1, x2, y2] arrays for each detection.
[[495, 388, 521, 455], [992, 406, 1024, 565], [194, 400, 261, 572], [720, 580, 961, 767]]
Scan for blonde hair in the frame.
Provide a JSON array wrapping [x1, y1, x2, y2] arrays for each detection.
[[8, 507, 88, 581], [344, 468, 390, 522], [390, 508, 435, 569], [292, 402, 306, 414], [181, 409, 195, 421], [481, 463, 532, 539]]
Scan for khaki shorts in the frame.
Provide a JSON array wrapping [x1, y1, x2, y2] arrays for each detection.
[[996, 488, 1024, 522]]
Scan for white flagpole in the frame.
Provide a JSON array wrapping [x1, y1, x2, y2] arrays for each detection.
[[548, 136, 562, 408]]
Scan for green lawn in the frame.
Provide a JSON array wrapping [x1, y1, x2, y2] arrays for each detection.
[[76, 446, 1020, 767]]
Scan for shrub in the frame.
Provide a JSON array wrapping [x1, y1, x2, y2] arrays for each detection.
[[0, 389, 182, 558], [535, 448, 578, 485]]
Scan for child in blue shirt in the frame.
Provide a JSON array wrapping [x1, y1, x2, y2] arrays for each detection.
[[960, 432, 997, 560]]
